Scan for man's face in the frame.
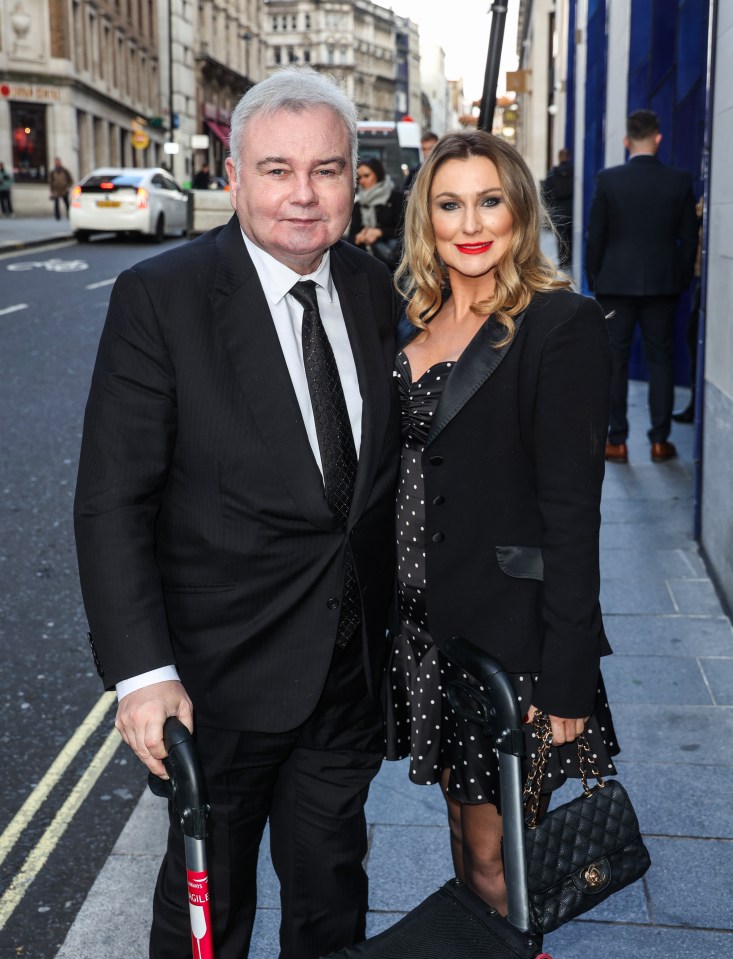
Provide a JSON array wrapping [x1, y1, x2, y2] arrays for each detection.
[[422, 137, 438, 159], [226, 106, 354, 274]]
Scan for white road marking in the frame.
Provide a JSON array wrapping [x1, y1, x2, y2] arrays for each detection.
[[0, 303, 28, 316], [85, 277, 117, 290]]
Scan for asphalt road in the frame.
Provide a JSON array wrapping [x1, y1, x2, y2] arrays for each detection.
[[0, 235, 186, 957]]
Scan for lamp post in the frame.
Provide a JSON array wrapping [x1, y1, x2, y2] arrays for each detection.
[[478, 1, 509, 132], [168, 0, 175, 173]]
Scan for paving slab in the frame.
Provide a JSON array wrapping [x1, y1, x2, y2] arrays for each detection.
[[546, 921, 733, 957], [603, 613, 733, 657], [613, 760, 733, 838], [644, 836, 733, 928], [600, 545, 707, 579], [667, 577, 728, 615], [611, 703, 733, 764], [600, 578, 679, 614], [602, 653, 714, 705], [699, 656, 733, 705]]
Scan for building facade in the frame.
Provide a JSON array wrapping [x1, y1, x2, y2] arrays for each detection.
[[261, 0, 408, 122], [1, 0, 166, 212]]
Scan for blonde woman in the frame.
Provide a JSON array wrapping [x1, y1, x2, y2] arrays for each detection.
[[385, 130, 619, 915]]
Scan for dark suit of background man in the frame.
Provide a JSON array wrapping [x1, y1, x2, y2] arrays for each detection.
[[585, 108, 698, 464], [74, 66, 400, 959], [543, 148, 574, 270]]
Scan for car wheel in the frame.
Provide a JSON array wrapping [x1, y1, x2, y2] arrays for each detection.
[[152, 213, 166, 243], [74, 230, 91, 242]]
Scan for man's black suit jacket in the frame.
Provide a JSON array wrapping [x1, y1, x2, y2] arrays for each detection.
[[74, 215, 401, 732], [585, 154, 697, 297]]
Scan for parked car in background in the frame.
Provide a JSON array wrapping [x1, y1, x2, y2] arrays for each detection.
[[69, 167, 189, 241]]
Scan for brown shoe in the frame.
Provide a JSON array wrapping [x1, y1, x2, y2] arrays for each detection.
[[605, 441, 628, 463], [651, 441, 677, 462]]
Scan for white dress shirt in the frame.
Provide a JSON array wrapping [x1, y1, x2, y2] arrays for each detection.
[[115, 231, 363, 701]]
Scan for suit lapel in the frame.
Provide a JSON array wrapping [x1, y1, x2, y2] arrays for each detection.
[[426, 310, 526, 446], [330, 243, 391, 526], [209, 216, 336, 528]]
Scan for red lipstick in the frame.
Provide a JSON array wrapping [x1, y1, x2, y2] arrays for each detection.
[[455, 242, 493, 255]]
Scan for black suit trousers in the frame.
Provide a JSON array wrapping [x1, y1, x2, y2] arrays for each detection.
[[149, 639, 383, 959], [598, 294, 678, 444]]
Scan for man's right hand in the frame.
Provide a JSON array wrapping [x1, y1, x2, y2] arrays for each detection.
[[114, 680, 193, 778]]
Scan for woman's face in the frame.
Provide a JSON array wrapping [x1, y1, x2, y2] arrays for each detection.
[[429, 155, 514, 284], [357, 165, 378, 190]]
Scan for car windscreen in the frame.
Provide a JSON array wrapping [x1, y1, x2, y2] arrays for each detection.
[[81, 174, 144, 192]]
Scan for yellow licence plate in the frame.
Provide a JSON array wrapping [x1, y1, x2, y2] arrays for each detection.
[[96, 199, 121, 208]]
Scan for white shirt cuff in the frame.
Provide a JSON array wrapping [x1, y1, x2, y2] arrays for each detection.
[[116, 665, 181, 701]]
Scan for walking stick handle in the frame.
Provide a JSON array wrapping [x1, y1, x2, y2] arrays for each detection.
[[148, 718, 209, 840]]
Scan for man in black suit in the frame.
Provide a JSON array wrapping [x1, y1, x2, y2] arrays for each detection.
[[542, 148, 574, 270], [74, 67, 400, 959], [585, 109, 697, 463]]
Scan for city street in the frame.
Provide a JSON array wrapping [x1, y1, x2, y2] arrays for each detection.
[[0, 235, 186, 956]]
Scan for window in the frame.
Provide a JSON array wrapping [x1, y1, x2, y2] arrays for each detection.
[[274, 45, 281, 64], [272, 16, 277, 30], [291, 15, 297, 29], [305, 13, 311, 29], [303, 49, 311, 63], [288, 47, 297, 63], [327, 44, 334, 63], [281, 15, 287, 30], [11, 102, 48, 183]]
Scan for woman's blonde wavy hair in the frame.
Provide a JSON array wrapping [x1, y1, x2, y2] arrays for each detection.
[[394, 130, 569, 347]]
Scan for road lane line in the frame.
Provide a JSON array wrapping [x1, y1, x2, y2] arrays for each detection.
[[85, 278, 116, 290], [0, 692, 116, 870], [0, 725, 122, 932], [0, 304, 28, 316]]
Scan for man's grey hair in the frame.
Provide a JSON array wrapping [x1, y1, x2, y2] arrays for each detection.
[[229, 67, 359, 179]]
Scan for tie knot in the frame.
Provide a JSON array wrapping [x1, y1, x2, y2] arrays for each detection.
[[290, 280, 319, 313]]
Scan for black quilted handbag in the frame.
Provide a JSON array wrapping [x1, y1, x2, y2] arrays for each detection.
[[522, 712, 651, 933]]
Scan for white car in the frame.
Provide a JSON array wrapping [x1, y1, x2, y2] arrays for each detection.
[[70, 167, 189, 241]]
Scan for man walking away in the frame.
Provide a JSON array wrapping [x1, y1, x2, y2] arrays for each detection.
[[585, 109, 697, 464], [543, 148, 573, 270], [49, 157, 73, 219]]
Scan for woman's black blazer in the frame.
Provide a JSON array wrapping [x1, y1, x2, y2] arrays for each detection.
[[418, 288, 612, 717]]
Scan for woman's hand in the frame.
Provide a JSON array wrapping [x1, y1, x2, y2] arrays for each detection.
[[525, 704, 587, 745], [356, 227, 383, 246]]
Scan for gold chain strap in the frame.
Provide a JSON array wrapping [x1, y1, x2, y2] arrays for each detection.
[[523, 711, 605, 828]]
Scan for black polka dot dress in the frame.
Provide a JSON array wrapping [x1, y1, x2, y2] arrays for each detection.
[[384, 350, 620, 807]]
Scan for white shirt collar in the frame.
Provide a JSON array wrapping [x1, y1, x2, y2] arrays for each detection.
[[240, 229, 335, 306]]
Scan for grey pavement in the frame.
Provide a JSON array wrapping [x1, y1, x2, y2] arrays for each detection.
[[13, 202, 723, 959], [0, 214, 74, 251]]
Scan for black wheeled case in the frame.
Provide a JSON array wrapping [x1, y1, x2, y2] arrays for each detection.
[[322, 636, 548, 959]]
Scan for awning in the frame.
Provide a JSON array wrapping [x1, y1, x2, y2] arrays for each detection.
[[206, 120, 230, 147]]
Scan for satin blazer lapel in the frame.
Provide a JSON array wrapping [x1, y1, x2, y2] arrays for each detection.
[[330, 243, 391, 525], [426, 311, 526, 447], [209, 216, 335, 528]]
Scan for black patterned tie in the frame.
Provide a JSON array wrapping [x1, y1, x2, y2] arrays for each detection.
[[290, 280, 361, 647]]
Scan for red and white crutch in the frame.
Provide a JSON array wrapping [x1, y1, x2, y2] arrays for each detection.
[[149, 717, 213, 959]]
